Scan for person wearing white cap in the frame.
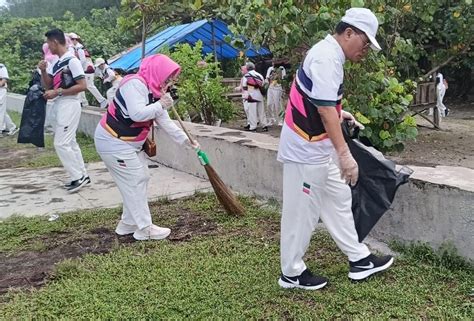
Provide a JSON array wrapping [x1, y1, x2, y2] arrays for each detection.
[[94, 58, 122, 105], [68, 33, 107, 108], [277, 7, 393, 290]]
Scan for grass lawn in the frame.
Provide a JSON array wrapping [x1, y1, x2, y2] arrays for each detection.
[[0, 111, 100, 169], [0, 193, 472, 319]]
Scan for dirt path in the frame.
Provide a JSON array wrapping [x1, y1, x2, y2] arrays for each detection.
[[0, 207, 218, 295]]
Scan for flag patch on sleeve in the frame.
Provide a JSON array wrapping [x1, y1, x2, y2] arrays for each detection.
[[302, 182, 311, 194]]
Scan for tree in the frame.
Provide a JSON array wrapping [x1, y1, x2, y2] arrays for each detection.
[[2, 0, 121, 19], [0, 8, 135, 93], [215, 0, 472, 150]]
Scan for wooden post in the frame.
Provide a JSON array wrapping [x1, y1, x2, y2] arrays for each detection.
[[211, 19, 218, 63], [141, 14, 147, 60]]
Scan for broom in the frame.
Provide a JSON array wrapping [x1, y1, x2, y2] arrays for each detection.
[[170, 106, 245, 216]]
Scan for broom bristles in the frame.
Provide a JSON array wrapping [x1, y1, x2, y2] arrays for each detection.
[[204, 164, 245, 216]]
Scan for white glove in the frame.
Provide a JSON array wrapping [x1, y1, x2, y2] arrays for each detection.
[[186, 139, 200, 151], [341, 110, 365, 130], [337, 148, 359, 186], [159, 93, 174, 110]]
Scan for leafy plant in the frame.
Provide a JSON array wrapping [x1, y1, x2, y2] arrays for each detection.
[[166, 41, 235, 125], [343, 54, 418, 151]]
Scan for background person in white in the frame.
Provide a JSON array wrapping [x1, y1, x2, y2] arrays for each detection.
[[94, 57, 121, 105], [436, 72, 449, 117], [265, 59, 286, 126], [69, 32, 107, 108], [38, 28, 90, 193], [0, 63, 19, 137], [242, 62, 269, 132], [277, 8, 394, 290]]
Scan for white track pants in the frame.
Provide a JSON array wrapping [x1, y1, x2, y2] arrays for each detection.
[[436, 85, 447, 117], [248, 100, 268, 130], [281, 161, 370, 276], [51, 98, 87, 181], [0, 88, 15, 131], [80, 74, 105, 106], [243, 100, 250, 125], [98, 150, 152, 229], [267, 84, 283, 124]]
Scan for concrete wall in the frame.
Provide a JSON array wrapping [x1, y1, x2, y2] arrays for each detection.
[[7, 93, 474, 259]]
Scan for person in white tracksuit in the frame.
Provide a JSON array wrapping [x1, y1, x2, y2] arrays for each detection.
[[235, 65, 250, 130], [242, 62, 269, 132], [94, 54, 199, 241], [0, 63, 19, 137], [436, 72, 449, 117], [277, 8, 394, 290], [94, 58, 121, 105], [265, 60, 286, 126], [68, 32, 107, 108], [38, 28, 90, 193]]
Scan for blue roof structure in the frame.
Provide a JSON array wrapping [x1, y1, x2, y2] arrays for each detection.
[[109, 19, 271, 71]]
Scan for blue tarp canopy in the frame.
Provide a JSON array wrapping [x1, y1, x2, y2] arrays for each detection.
[[109, 19, 271, 71]]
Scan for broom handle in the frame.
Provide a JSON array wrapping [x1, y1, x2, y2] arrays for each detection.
[[170, 106, 194, 142]]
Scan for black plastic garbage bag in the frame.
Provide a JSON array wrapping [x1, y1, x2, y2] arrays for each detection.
[[342, 122, 413, 242], [18, 71, 47, 147]]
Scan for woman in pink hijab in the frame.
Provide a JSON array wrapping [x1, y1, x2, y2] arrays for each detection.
[[94, 54, 199, 241], [42, 43, 58, 66]]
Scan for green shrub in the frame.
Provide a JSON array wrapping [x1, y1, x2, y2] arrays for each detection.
[[167, 41, 235, 125]]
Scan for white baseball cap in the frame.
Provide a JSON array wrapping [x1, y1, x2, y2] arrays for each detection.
[[341, 8, 381, 51], [68, 32, 80, 40], [94, 58, 105, 67]]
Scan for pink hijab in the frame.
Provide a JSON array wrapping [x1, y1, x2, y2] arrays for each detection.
[[42, 43, 58, 64], [138, 54, 181, 98]]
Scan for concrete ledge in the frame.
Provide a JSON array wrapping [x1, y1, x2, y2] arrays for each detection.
[[7, 93, 474, 259]]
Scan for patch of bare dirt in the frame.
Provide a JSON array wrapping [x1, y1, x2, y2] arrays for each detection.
[[0, 148, 40, 169], [387, 101, 474, 169], [0, 210, 218, 295]]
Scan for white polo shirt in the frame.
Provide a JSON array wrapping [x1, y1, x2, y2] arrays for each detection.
[[46, 52, 85, 101], [277, 34, 346, 164]]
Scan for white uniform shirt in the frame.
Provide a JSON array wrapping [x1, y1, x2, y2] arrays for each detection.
[[73, 44, 90, 71], [266, 66, 286, 82], [94, 78, 188, 153], [242, 70, 265, 102], [95, 65, 116, 83], [0, 64, 9, 90], [277, 34, 345, 165], [46, 51, 85, 101]]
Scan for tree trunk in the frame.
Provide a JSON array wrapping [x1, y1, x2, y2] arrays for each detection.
[[141, 14, 147, 60]]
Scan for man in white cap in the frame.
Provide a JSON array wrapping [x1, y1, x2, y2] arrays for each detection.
[[94, 58, 121, 105], [277, 8, 393, 290], [68, 32, 107, 108]]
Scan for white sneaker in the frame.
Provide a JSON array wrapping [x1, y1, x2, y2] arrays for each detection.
[[133, 224, 171, 241], [7, 127, 19, 136], [115, 220, 138, 235]]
